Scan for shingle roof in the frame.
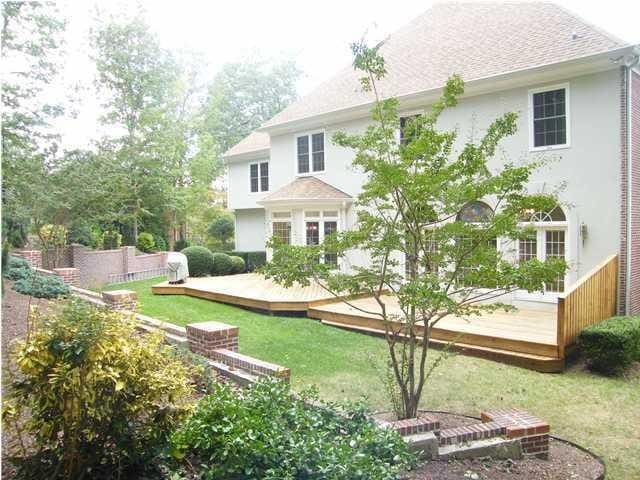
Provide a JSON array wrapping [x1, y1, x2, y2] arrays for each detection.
[[259, 176, 352, 203], [262, 2, 627, 129], [223, 131, 269, 158]]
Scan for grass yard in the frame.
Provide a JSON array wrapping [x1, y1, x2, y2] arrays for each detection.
[[107, 277, 640, 480]]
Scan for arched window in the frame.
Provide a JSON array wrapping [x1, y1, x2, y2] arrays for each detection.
[[518, 205, 567, 293], [457, 201, 494, 223]]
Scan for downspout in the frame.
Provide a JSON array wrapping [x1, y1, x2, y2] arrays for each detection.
[[624, 48, 640, 315]]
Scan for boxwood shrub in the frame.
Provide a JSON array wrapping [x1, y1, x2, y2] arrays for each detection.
[[170, 379, 413, 480], [578, 316, 640, 375], [231, 251, 266, 272], [182, 246, 215, 277], [211, 252, 233, 276], [229, 255, 245, 274]]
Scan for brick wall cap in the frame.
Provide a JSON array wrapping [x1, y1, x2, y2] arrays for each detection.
[[102, 290, 138, 301], [186, 321, 238, 333]]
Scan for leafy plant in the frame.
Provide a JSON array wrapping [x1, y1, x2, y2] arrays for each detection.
[[12, 272, 69, 299], [154, 235, 167, 252], [102, 230, 122, 250], [137, 232, 156, 253], [229, 255, 245, 274], [263, 42, 566, 419], [578, 316, 640, 375], [170, 379, 413, 479], [211, 252, 233, 275], [207, 216, 234, 247], [182, 246, 214, 277], [4, 300, 196, 479], [174, 239, 190, 251]]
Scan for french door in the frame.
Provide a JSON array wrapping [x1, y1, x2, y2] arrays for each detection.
[[518, 228, 566, 296]]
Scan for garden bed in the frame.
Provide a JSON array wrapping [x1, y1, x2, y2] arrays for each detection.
[[405, 411, 604, 480]]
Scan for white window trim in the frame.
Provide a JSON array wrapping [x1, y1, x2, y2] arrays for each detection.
[[528, 82, 571, 152], [295, 130, 326, 176], [303, 209, 340, 267], [248, 160, 269, 194], [516, 222, 569, 300]]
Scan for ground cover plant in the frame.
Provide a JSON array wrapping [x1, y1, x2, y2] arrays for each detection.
[[170, 379, 413, 479], [106, 277, 640, 479]]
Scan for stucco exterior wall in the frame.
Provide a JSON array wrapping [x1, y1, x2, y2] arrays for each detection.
[[234, 209, 267, 251], [228, 69, 622, 287]]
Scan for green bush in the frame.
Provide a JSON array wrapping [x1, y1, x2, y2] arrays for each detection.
[[229, 255, 245, 274], [578, 316, 640, 375], [154, 235, 167, 252], [7, 255, 30, 271], [182, 246, 215, 277], [102, 230, 122, 250], [171, 379, 413, 480], [231, 251, 267, 272], [13, 272, 70, 299], [211, 252, 233, 275], [174, 239, 190, 251], [137, 232, 155, 253], [4, 300, 196, 479]]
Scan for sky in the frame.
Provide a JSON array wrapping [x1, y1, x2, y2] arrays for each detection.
[[50, 0, 640, 150]]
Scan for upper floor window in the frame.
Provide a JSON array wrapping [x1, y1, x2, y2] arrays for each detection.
[[297, 132, 324, 174], [529, 85, 569, 150], [250, 161, 269, 193]]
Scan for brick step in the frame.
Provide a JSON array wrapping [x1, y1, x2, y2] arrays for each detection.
[[377, 414, 440, 436], [438, 421, 505, 446]]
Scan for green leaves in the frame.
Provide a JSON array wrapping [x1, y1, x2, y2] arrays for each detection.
[[170, 379, 413, 479]]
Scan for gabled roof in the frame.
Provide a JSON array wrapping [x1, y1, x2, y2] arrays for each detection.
[[262, 2, 627, 130], [258, 176, 352, 204], [223, 131, 269, 159]]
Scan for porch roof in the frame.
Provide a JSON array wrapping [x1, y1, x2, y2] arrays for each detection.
[[258, 176, 352, 205]]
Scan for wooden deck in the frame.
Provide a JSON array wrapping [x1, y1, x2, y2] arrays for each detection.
[[152, 273, 339, 311], [153, 274, 563, 372]]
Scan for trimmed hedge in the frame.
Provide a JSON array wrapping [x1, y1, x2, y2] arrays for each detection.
[[230, 256, 245, 274], [578, 316, 640, 375], [182, 246, 215, 277], [230, 251, 266, 272], [212, 252, 233, 276]]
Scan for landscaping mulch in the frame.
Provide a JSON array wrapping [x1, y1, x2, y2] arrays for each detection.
[[405, 412, 605, 480]]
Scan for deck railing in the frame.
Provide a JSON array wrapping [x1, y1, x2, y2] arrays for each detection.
[[556, 254, 618, 358]]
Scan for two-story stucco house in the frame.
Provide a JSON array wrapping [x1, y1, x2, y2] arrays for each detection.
[[224, 2, 640, 315]]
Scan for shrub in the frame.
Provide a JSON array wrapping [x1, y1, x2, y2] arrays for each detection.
[[229, 255, 245, 274], [137, 232, 155, 253], [174, 239, 190, 251], [211, 252, 233, 275], [182, 246, 214, 277], [231, 251, 267, 272], [207, 216, 234, 245], [4, 300, 196, 479], [154, 235, 167, 252], [171, 379, 413, 480], [69, 223, 103, 248], [13, 272, 69, 299], [7, 255, 30, 271], [102, 230, 122, 250], [578, 316, 640, 375]]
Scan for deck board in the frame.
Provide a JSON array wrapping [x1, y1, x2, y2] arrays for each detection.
[[152, 274, 562, 371]]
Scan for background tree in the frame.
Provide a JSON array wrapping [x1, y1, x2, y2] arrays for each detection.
[[264, 43, 567, 419], [1, 1, 66, 246], [207, 215, 234, 250], [203, 56, 301, 154]]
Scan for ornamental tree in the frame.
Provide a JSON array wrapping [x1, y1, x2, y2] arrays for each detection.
[[263, 42, 566, 420]]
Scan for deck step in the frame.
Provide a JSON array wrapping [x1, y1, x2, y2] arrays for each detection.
[[319, 319, 564, 373]]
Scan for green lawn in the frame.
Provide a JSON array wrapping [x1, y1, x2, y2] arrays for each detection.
[[106, 277, 640, 480]]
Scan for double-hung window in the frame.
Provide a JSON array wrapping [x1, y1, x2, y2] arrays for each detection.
[[530, 85, 569, 150], [297, 132, 324, 174], [271, 211, 291, 245], [250, 161, 269, 193]]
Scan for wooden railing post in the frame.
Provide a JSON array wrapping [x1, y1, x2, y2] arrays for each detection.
[[556, 297, 565, 359]]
